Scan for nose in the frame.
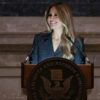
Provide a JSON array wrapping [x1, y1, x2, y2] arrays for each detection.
[[50, 15, 55, 21]]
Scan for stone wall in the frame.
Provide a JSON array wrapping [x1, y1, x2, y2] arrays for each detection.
[[0, 17, 100, 100]]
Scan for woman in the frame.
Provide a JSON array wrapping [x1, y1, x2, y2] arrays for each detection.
[[29, 2, 85, 64]]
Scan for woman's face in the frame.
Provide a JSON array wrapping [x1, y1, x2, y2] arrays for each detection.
[[47, 6, 63, 31]]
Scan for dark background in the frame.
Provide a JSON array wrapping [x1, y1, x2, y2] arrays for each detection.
[[0, 0, 100, 16]]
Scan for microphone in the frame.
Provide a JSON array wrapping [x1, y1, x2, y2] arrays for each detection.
[[24, 47, 33, 63], [65, 35, 90, 64], [24, 56, 29, 63]]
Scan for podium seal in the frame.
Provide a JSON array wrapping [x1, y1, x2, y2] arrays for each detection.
[[27, 57, 86, 100]]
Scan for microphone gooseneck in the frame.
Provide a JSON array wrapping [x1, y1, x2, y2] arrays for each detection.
[[65, 35, 90, 64]]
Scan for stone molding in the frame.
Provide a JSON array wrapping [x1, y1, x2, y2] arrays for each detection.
[[0, 17, 100, 33], [0, 32, 100, 52]]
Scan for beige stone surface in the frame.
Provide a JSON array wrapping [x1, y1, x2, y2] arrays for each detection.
[[0, 53, 26, 67], [87, 78, 100, 100], [0, 77, 27, 100], [0, 17, 46, 33]]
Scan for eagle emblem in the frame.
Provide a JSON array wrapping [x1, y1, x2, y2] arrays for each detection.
[[40, 69, 73, 99]]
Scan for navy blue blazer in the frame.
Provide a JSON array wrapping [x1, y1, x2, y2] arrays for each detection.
[[30, 32, 85, 64]]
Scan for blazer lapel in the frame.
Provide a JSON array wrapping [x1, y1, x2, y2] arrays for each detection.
[[43, 33, 54, 56]]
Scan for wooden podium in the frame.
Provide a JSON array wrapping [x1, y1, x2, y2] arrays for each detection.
[[21, 63, 94, 89]]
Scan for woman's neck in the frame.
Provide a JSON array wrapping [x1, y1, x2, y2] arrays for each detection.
[[52, 29, 63, 39]]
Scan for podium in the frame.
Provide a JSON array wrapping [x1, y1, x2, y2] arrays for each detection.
[[21, 63, 94, 89], [21, 57, 94, 100]]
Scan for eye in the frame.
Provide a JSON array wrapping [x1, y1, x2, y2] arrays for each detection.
[[48, 13, 58, 18], [48, 14, 52, 17], [54, 14, 57, 16]]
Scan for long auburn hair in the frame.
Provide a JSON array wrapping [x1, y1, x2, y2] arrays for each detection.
[[45, 2, 75, 59]]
